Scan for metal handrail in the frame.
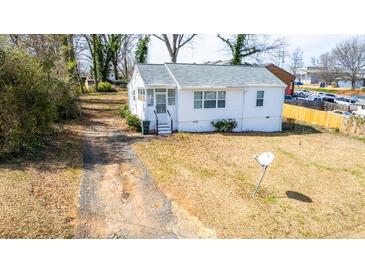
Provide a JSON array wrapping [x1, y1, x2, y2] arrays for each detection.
[[153, 110, 158, 135], [166, 109, 173, 132]]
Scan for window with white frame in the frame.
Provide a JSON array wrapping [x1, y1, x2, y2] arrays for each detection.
[[133, 89, 136, 101], [218, 91, 226, 108], [147, 89, 154, 106], [194, 91, 203, 109], [138, 88, 146, 101], [168, 89, 176, 105], [204, 91, 217, 108], [256, 90, 264, 106], [194, 91, 226, 109]]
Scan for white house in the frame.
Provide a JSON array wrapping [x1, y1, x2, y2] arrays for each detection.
[[127, 63, 287, 134]]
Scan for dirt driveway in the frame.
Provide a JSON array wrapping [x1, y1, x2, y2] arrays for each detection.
[[74, 93, 214, 239]]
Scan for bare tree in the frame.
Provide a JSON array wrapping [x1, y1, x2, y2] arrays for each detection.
[[331, 36, 365, 90], [287, 47, 303, 76], [217, 34, 286, 65], [118, 34, 138, 80], [153, 34, 197, 63], [311, 52, 340, 84]]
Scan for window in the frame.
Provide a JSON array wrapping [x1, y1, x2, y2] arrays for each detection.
[[194, 91, 226, 109], [204, 91, 217, 108], [168, 89, 176, 105], [256, 90, 264, 106], [138, 88, 146, 101], [147, 89, 154, 106], [133, 89, 136, 101], [194, 91, 203, 109], [218, 91, 226, 108]]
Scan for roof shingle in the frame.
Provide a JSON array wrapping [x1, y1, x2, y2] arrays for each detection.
[[136, 64, 176, 86], [136, 63, 286, 87]]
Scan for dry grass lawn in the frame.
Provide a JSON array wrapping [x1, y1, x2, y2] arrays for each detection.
[[133, 127, 365, 238], [0, 129, 83, 239]]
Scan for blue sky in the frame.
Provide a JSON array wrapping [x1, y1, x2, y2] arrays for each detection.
[[148, 34, 355, 66]]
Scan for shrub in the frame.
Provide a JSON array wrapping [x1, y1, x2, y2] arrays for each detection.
[[0, 46, 79, 159], [119, 106, 141, 131], [126, 114, 142, 131], [97, 81, 113, 92], [119, 105, 129, 118], [211, 119, 238, 132]]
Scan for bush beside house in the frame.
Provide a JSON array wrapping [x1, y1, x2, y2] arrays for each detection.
[[119, 106, 141, 131], [211, 119, 238, 132]]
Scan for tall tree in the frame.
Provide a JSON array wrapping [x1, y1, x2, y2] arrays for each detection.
[[153, 34, 197, 63], [135, 35, 149, 63], [217, 34, 286, 65], [331, 37, 365, 90], [62, 34, 84, 92], [109, 34, 124, 81], [119, 35, 138, 80], [287, 47, 303, 76], [84, 34, 100, 91]]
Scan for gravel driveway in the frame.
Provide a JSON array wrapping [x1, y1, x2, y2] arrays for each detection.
[[74, 93, 214, 239]]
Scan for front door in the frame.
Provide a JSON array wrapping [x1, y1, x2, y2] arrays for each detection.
[[155, 92, 167, 113]]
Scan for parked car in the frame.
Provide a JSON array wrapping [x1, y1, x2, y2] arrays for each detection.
[[353, 104, 365, 117], [322, 93, 336, 103], [353, 95, 365, 106], [329, 110, 352, 117], [294, 81, 303, 85], [307, 95, 323, 102], [294, 89, 311, 98], [335, 97, 357, 106]]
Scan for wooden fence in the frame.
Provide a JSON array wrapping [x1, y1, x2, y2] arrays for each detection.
[[283, 104, 344, 130]]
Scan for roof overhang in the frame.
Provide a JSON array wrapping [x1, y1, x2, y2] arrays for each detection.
[[145, 84, 178, 88], [180, 84, 287, 89]]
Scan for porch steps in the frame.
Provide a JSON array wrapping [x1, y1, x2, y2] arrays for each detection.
[[157, 122, 171, 136]]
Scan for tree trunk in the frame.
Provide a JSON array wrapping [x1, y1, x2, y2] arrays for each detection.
[[352, 74, 357, 90], [124, 53, 128, 80], [113, 61, 118, 80]]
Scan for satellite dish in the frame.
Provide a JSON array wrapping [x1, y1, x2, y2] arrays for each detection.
[[256, 152, 274, 167], [252, 152, 275, 197]]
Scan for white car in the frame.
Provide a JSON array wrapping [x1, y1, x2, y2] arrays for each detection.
[[329, 110, 352, 117], [335, 97, 357, 106], [306, 95, 323, 102], [353, 104, 365, 117]]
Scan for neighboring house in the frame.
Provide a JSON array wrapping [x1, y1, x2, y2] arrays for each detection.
[[128, 63, 287, 135], [296, 66, 327, 84], [265, 64, 295, 95]]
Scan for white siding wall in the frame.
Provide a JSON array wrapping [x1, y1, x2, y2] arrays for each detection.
[[128, 70, 146, 119], [176, 86, 285, 132], [177, 88, 244, 132], [242, 86, 285, 132]]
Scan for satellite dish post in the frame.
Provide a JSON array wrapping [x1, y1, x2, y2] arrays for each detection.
[[252, 152, 274, 198]]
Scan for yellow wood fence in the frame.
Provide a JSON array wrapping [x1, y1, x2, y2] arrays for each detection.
[[283, 104, 344, 130]]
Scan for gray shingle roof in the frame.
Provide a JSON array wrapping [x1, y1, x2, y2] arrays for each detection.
[[165, 63, 285, 87], [136, 64, 176, 86], [136, 63, 286, 87]]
